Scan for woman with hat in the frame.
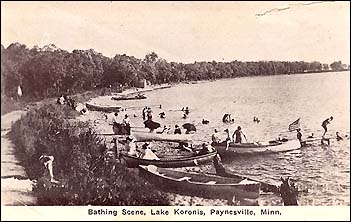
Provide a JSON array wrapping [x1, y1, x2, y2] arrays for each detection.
[[140, 143, 159, 160], [126, 136, 137, 156]]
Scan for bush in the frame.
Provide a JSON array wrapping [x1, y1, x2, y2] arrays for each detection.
[[10, 104, 169, 205]]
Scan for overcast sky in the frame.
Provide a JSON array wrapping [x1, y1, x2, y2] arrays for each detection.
[[1, 1, 349, 64]]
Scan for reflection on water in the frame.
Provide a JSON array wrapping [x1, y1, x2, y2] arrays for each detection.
[[92, 71, 350, 205]]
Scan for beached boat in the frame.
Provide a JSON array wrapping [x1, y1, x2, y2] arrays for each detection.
[[111, 94, 147, 101], [131, 131, 193, 142], [120, 151, 216, 168], [138, 165, 260, 201], [85, 102, 123, 113], [211, 139, 301, 155]]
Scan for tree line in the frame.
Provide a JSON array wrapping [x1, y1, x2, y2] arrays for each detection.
[[1, 42, 349, 100]]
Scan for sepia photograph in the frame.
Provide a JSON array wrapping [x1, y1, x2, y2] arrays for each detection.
[[1, 1, 350, 220]]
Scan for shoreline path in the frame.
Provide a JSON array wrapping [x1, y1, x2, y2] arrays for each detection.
[[1, 110, 36, 205]]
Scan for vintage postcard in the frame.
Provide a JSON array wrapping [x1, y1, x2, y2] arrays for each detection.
[[1, 1, 350, 221]]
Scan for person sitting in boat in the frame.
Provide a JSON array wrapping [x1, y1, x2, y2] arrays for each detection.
[[196, 143, 215, 156], [178, 142, 193, 152], [140, 143, 159, 160], [125, 136, 137, 156], [211, 129, 221, 143], [159, 112, 166, 118], [307, 133, 314, 139], [232, 126, 247, 144], [336, 132, 343, 141], [174, 125, 182, 134]]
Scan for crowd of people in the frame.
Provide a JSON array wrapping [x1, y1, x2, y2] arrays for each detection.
[[56, 94, 88, 115]]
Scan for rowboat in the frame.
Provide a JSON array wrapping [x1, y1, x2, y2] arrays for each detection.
[[111, 94, 147, 101], [138, 165, 260, 201], [120, 151, 216, 168], [85, 102, 123, 113], [131, 131, 193, 143], [211, 139, 301, 155]]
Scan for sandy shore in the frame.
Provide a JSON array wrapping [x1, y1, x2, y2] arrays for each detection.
[[1, 111, 37, 206]]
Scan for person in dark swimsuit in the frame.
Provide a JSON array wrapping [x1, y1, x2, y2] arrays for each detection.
[[296, 128, 302, 144], [232, 126, 247, 143], [322, 116, 333, 138], [174, 125, 181, 134]]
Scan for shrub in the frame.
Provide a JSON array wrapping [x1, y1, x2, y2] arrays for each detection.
[[10, 104, 169, 205]]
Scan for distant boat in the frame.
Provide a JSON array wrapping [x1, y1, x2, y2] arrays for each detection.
[[138, 165, 260, 201], [211, 139, 301, 155], [111, 94, 147, 101], [120, 151, 216, 168], [85, 102, 123, 113]]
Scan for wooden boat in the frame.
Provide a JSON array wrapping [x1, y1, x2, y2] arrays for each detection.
[[111, 94, 147, 101], [85, 102, 123, 113], [211, 139, 301, 155], [120, 151, 217, 168], [212, 156, 299, 205], [212, 155, 280, 193], [131, 131, 193, 142], [138, 165, 260, 201]]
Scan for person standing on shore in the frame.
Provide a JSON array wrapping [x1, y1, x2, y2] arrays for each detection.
[[321, 116, 333, 138]]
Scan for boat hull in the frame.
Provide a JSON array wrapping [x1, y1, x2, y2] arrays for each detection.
[[212, 139, 301, 155], [111, 95, 147, 101], [138, 165, 260, 200], [131, 131, 193, 142], [121, 151, 217, 168], [85, 102, 123, 113]]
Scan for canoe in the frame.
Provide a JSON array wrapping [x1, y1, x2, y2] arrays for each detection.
[[211, 139, 301, 155], [111, 94, 147, 101], [120, 151, 217, 168], [131, 131, 193, 143], [85, 102, 123, 113], [212, 155, 280, 193], [138, 165, 260, 201]]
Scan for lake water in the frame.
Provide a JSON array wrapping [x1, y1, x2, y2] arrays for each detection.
[[91, 71, 350, 205]]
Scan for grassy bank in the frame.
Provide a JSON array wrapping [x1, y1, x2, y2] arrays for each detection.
[[9, 103, 168, 205]]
